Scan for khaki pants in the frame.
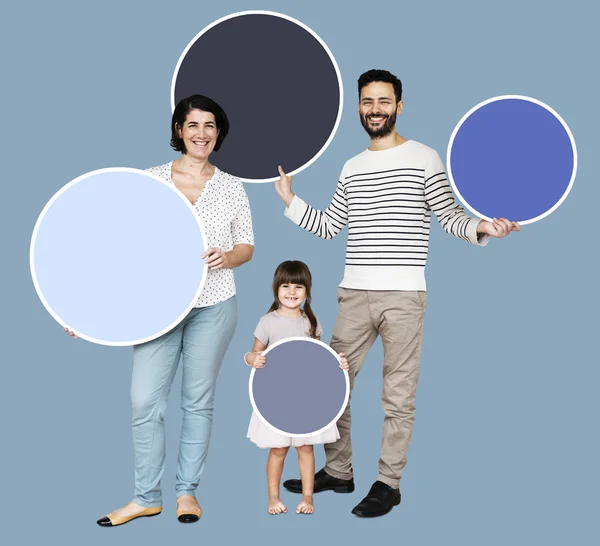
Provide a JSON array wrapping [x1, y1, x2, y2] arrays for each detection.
[[326, 287, 427, 489]]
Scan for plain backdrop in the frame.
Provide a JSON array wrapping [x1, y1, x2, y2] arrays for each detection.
[[1, 1, 598, 545]]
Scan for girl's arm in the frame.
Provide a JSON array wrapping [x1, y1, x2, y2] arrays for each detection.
[[244, 337, 268, 368], [316, 335, 349, 370]]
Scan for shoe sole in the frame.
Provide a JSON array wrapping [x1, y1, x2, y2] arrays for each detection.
[[177, 514, 200, 523], [351, 496, 401, 518], [283, 483, 355, 494], [98, 512, 162, 527]]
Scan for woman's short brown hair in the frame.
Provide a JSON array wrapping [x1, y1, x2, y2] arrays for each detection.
[[170, 94, 230, 153]]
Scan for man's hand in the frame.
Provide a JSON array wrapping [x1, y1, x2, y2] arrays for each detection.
[[202, 248, 229, 270], [477, 218, 520, 238], [274, 165, 295, 207]]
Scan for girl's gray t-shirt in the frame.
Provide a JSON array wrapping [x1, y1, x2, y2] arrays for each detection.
[[254, 311, 323, 346]]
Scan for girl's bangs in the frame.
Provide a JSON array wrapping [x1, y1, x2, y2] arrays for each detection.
[[276, 265, 309, 287]]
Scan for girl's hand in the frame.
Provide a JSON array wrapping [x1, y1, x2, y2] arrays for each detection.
[[64, 327, 78, 339], [338, 352, 349, 370], [202, 248, 230, 271], [245, 351, 266, 368]]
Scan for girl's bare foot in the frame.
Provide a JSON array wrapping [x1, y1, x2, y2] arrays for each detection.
[[296, 495, 314, 514], [268, 496, 287, 515]]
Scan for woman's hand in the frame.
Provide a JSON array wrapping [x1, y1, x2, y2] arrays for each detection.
[[202, 245, 253, 271], [245, 351, 266, 368], [274, 166, 295, 207], [64, 327, 78, 339], [338, 352, 349, 370], [202, 248, 230, 270]]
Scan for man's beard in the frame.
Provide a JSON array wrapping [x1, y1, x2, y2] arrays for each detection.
[[360, 112, 397, 138]]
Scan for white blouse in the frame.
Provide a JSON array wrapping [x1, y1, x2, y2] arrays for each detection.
[[147, 162, 254, 307]]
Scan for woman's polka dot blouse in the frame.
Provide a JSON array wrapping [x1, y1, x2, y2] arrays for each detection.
[[147, 162, 254, 308]]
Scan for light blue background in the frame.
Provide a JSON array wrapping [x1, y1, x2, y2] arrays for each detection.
[[2, 1, 598, 545], [32, 171, 206, 343]]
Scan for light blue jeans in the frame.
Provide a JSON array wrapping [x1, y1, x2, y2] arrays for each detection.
[[130, 296, 237, 507]]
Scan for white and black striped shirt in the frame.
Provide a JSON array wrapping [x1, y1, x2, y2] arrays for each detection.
[[285, 140, 488, 291]]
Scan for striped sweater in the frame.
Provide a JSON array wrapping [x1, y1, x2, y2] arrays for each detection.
[[285, 140, 488, 291]]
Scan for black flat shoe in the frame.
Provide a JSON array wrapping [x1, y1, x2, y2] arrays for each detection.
[[351, 481, 400, 518], [96, 506, 162, 527], [283, 468, 355, 494], [177, 499, 202, 523]]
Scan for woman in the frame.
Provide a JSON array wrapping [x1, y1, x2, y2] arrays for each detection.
[[91, 95, 254, 526]]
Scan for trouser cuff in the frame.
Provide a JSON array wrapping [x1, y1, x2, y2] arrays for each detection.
[[176, 490, 197, 499], [133, 497, 162, 508], [377, 473, 400, 489], [324, 465, 353, 481]]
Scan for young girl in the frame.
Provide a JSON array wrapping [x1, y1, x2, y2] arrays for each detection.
[[244, 261, 348, 515]]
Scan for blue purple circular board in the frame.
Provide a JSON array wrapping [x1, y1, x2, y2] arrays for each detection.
[[447, 95, 577, 224]]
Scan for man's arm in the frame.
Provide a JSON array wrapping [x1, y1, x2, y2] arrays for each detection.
[[424, 152, 519, 242], [275, 166, 348, 240], [424, 151, 489, 245]]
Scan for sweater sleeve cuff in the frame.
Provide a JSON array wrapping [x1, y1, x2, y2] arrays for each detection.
[[284, 194, 308, 225], [467, 218, 490, 246]]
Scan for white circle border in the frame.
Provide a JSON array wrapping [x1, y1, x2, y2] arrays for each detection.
[[248, 337, 350, 438], [170, 10, 344, 184], [29, 167, 209, 347], [446, 95, 578, 226]]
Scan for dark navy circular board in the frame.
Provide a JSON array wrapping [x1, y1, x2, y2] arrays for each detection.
[[250, 338, 349, 436], [172, 11, 342, 182]]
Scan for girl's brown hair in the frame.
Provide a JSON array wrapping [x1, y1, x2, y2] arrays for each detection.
[[267, 261, 318, 338]]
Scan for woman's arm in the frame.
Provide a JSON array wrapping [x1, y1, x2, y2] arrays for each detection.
[[203, 243, 254, 270], [226, 243, 254, 267]]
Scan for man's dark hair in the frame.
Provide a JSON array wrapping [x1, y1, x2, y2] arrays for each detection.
[[170, 94, 230, 153], [358, 69, 403, 103]]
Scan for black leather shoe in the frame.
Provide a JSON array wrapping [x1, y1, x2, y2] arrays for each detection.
[[351, 481, 401, 517], [283, 468, 355, 494]]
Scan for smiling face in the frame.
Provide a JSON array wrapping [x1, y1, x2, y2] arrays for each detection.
[[177, 109, 219, 159], [358, 81, 403, 138], [277, 282, 306, 312]]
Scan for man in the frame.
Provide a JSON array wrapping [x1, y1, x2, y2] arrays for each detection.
[[274, 69, 519, 517]]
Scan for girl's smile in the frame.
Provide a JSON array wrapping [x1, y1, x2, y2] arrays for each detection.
[[278, 283, 306, 313]]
